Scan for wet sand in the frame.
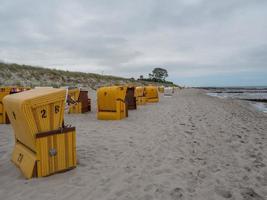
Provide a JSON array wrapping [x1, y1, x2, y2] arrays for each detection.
[[0, 89, 266, 200]]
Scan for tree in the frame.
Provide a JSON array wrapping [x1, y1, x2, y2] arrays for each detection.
[[150, 68, 168, 81]]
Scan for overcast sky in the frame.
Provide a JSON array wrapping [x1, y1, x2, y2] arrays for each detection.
[[0, 0, 267, 86]]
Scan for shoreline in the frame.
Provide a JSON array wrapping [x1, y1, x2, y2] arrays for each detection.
[[205, 90, 267, 113]]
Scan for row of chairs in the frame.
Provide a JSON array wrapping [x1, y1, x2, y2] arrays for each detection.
[[97, 85, 159, 120], [1, 85, 161, 179]]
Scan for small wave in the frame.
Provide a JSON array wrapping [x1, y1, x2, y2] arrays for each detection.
[[250, 102, 267, 113], [206, 92, 267, 113]]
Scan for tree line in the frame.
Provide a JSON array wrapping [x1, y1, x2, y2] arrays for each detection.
[[138, 68, 175, 85]]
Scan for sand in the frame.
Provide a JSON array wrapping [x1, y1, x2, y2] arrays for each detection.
[[0, 89, 266, 200]]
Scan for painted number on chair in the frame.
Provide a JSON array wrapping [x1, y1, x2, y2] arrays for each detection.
[[55, 105, 60, 114], [41, 109, 47, 118]]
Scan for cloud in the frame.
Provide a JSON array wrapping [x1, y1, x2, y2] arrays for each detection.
[[0, 0, 267, 86]]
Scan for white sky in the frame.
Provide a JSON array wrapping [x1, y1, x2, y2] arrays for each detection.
[[0, 0, 267, 86]]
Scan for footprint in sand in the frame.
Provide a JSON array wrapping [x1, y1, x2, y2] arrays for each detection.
[[124, 165, 136, 173], [214, 186, 232, 199], [77, 161, 87, 167], [240, 188, 264, 200], [186, 179, 197, 194], [154, 186, 166, 199], [123, 173, 139, 184], [257, 171, 267, 186], [69, 177, 87, 187], [139, 194, 154, 200], [114, 189, 127, 198], [169, 187, 184, 200], [185, 130, 193, 135], [152, 168, 172, 176], [248, 152, 266, 169]]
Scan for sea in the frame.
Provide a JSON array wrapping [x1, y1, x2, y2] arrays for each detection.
[[203, 87, 267, 113]]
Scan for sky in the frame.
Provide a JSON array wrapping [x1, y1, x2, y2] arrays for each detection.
[[0, 0, 267, 86]]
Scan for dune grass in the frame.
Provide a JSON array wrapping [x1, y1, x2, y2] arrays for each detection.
[[0, 62, 177, 89]]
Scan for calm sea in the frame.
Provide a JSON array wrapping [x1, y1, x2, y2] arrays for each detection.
[[204, 87, 267, 113]]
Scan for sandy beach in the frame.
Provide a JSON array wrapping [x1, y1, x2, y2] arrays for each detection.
[[0, 89, 266, 200]]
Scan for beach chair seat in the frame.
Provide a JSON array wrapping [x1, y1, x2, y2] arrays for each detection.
[[68, 88, 91, 114], [125, 86, 137, 110], [97, 86, 128, 120], [158, 86, 164, 93], [135, 86, 147, 105], [144, 86, 159, 103]]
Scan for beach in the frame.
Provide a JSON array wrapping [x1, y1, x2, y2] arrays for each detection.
[[0, 89, 266, 200]]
